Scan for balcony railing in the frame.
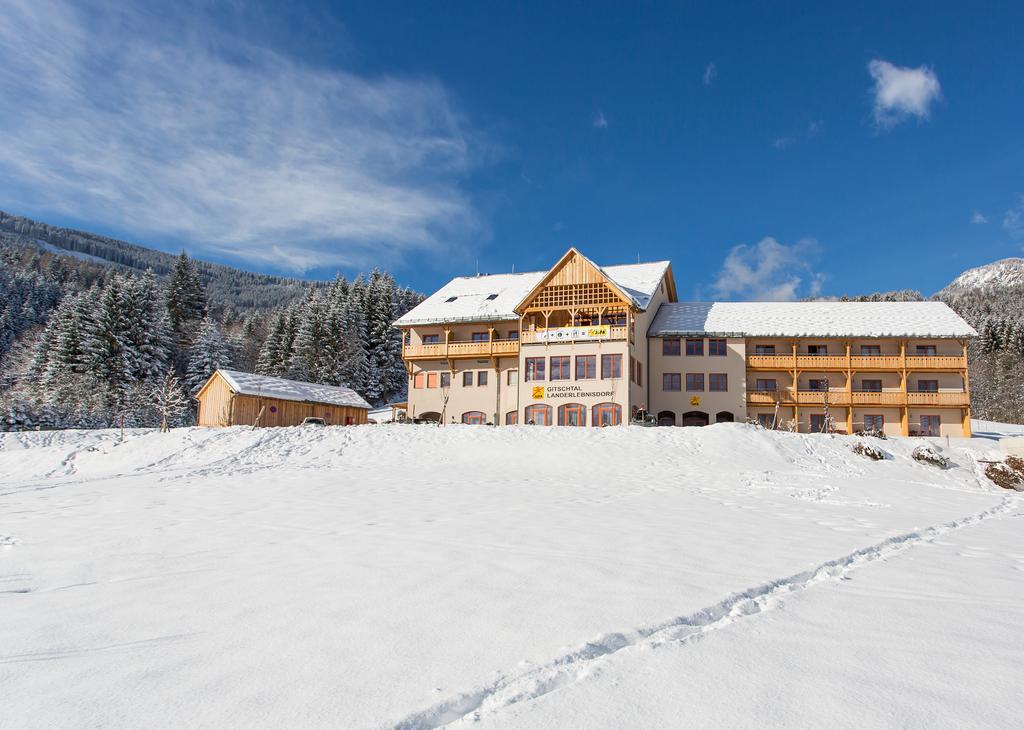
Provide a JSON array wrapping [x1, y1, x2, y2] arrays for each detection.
[[907, 391, 969, 406], [746, 353, 966, 371], [747, 389, 968, 407], [520, 325, 629, 344], [403, 339, 519, 359], [905, 355, 966, 370]]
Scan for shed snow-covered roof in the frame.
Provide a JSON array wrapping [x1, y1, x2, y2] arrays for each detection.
[[394, 260, 671, 326], [216, 370, 372, 409], [648, 301, 977, 338]]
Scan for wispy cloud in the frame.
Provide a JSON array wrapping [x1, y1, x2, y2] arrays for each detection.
[[592, 112, 609, 129], [868, 59, 942, 130], [711, 237, 824, 301], [772, 137, 796, 150], [703, 62, 717, 87], [0, 0, 483, 273], [971, 211, 989, 225], [1004, 195, 1024, 238]]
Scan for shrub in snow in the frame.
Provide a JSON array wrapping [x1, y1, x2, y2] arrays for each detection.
[[984, 456, 1024, 491], [912, 445, 949, 469], [852, 441, 886, 461], [855, 428, 887, 440]]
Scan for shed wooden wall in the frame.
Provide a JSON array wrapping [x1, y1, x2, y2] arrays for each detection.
[[196, 373, 234, 426], [227, 394, 368, 427]]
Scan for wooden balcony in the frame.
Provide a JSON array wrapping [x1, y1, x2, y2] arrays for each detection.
[[520, 325, 629, 344], [747, 390, 968, 408], [905, 355, 966, 370], [850, 356, 902, 370], [850, 391, 905, 406], [795, 390, 851, 406], [402, 339, 520, 360], [745, 355, 794, 370], [907, 391, 969, 406], [746, 390, 793, 405], [746, 354, 966, 371]]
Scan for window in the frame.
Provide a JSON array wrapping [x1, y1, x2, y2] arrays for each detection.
[[558, 403, 586, 426], [685, 338, 704, 356], [917, 380, 938, 393], [576, 355, 596, 379], [755, 345, 776, 355], [755, 378, 777, 391], [550, 356, 570, 381], [427, 372, 438, 389], [462, 411, 486, 425], [686, 373, 704, 392], [757, 413, 776, 429], [601, 354, 622, 379], [413, 372, 425, 389], [444, 296, 458, 303], [462, 371, 473, 387], [709, 373, 728, 392], [916, 345, 937, 356], [807, 344, 828, 356], [422, 334, 440, 345], [592, 402, 622, 426], [635, 360, 643, 387], [477, 371, 488, 386], [507, 369, 518, 385], [508, 330, 519, 340], [808, 379, 829, 392], [708, 339, 727, 357], [810, 414, 828, 432], [472, 332, 489, 342], [860, 345, 881, 356], [440, 372, 451, 388], [524, 404, 552, 426], [629, 356, 636, 383], [662, 338, 681, 356], [505, 410, 517, 425], [864, 414, 884, 432], [525, 357, 545, 382], [860, 379, 882, 392], [920, 415, 940, 436], [663, 373, 681, 391], [485, 293, 498, 300]]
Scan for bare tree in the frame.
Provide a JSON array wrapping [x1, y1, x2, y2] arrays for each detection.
[[153, 371, 190, 432]]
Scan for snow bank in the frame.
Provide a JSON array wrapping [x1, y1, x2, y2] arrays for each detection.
[[1, 424, 1021, 728]]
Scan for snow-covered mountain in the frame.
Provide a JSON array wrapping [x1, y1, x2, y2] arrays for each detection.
[[940, 257, 1024, 294]]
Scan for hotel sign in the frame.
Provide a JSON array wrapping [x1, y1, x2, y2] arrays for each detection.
[[535, 385, 616, 400], [535, 325, 610, 342]]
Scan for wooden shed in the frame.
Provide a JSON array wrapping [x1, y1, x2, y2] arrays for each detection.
[[195, 369, 372, 427]]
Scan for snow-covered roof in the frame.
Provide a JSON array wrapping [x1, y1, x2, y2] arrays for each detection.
[[216, 370, 372, 409], [394, 260, 671, 326], [648, 301, 977, 338]]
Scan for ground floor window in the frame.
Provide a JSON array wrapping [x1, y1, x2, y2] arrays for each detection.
[[757, 413, 776, 429], [558, 403, 586, 426], [864, 414, 884, 431], [715, 411, 734, 423], [810, 414, 828, 432], [920, 415, 940, 436], [682, 410, 709, 427], [418, 411, 441, 423], [505, 410, 517, 425], [462, 411, 486, 425], [592, 402, 621, 426], [525, 404, 552, 425], [657, 410, 675, 426]]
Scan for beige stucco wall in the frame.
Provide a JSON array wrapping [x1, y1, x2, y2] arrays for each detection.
[[628, 279, 671, 415], [406, 356, 518, 423], [908, 409, 967, 438], [851, 407, 903, 437], [648, 337, 746, 424], [907, 372, 966, 392]]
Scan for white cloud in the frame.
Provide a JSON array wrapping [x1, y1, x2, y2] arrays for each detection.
[[868, 59, 942, 129], [772, 137, 796, 150], [703, 62, 717, 86], [0, 0, 482, 273], [711, 237, 824, 301], [807, 119, 823, 136], [972, 211, 989, 225], [1004, 195, 1024, 238], [592, 112, 609, 129]]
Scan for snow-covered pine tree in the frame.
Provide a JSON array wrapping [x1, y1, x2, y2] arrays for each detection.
[[185, 316, 233, 393], [83, 276, 134, 408], [165, 252, 208, 360], [366, 271, 405, 404], [124, 270, 170, 381], [339, 276, 370, 393], [256, 311, 289, 376], [289, 293, 330, 383]]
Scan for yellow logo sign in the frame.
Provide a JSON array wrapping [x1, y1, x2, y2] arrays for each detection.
[[532, 386, 545, 400], [690, 396, 701, 407]]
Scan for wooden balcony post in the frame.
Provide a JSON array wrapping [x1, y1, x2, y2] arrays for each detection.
[[961, 340, 972, 437], [444, 327, 451, 358], [899, 340, 908, 436]]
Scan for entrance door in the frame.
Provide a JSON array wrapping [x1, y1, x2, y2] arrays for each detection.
[[920, 415, 940, 437], [681, 411, 710, 427], [558, 403, 586, 426]]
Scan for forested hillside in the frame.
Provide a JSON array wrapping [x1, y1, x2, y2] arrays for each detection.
[[0, 213, 422, 430]]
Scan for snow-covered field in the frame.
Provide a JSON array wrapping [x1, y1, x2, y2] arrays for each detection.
[[1, 424, 1022, 728]]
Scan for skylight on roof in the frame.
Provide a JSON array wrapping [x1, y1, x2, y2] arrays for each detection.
[[486, 294, 499, 300], [445, 296, 458, 303]]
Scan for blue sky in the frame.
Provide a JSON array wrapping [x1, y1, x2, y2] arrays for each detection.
[[1, 0, 1022, 299]]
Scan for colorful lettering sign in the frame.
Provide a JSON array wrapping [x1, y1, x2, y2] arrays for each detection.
[[536, 325, 610, 342], [531, 386, 545, 400]]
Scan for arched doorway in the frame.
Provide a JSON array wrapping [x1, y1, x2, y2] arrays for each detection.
[[681, 410, 710, 427], [558, 403, 586, 426], [657, 410, 676, 426], [524, 404, 552, 425], [505, 411, 518, 425], [592, 402, 622, 427], [462, 411, 486, 425], [417, 411, 441, 424], [715, 411, 735, 423]]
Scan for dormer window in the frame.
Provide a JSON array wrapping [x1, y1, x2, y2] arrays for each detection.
[[485, 293, 498, 300], [445, 296, 458, 303]]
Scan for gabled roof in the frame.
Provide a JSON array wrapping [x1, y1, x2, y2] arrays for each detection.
[[394, 256, 672, 327], [214, 369, 372, 409], [648, 301, 978, 338]]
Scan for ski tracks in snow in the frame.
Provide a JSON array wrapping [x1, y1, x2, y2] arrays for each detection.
[[392, 496, 1020, 729]]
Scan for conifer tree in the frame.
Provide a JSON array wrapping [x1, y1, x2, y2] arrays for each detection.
[[185, 317, 233, 392]]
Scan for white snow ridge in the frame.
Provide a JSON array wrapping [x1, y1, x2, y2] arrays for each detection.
[[1, 424, 1023, 728]]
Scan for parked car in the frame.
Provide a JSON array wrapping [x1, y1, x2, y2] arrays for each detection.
[[301, 417, 327, 426]]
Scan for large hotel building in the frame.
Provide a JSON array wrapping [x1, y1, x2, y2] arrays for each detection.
[[395, 249, 976, 437]]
